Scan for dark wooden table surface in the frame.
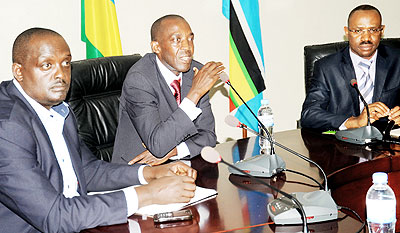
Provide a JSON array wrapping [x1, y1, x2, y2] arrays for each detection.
[[82, 128, 400, 233]]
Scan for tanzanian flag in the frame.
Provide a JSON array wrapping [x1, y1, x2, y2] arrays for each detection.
[[223, 0, 266, 132], [81, 0, 123, 59]]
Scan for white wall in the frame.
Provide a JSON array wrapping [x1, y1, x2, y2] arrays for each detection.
[[0, 0, 399, 143]]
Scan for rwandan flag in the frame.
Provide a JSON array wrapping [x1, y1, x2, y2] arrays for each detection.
[[223, 0, 266, 132], [81, 0, 123, 59]]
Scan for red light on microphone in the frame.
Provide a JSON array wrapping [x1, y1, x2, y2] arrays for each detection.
[[350, 79, 358, 87]]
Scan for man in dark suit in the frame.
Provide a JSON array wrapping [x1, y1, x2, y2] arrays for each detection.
[[113, 15, 224, 165], [0, 27, 197, 233], [301, 4, 400, 131]]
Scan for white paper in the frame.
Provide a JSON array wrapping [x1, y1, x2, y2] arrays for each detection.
[[136, 186, 217, 216], [390, 128, 400, 138]]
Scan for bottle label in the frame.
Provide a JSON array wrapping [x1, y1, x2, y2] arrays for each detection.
[[259, 115, 274, 127], [366, 199, 396, 223]]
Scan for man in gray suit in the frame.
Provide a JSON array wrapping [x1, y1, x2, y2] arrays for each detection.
[[0, 27, 197, 233], [301, 4, 400, 131], [113, 15, 224, 165]]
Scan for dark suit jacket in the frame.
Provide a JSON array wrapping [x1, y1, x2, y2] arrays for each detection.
[[0, 81, 142, 233], [301, 44, 400, 131], [112, 53, 216, 163]]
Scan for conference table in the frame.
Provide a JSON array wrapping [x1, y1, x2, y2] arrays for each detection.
[[82, 128, 400, 233]]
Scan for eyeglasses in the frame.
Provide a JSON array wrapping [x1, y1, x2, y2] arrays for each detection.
[[348, 27, 383, 35]]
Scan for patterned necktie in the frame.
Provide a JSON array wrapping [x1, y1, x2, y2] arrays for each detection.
[[170, 79, 181, 104], [358, 61, 373, 111]]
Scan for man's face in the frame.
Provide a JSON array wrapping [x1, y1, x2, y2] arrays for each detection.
[[14, 34, 71, 109], [344, 10, 384, 60], [152, 17, 194, 76]]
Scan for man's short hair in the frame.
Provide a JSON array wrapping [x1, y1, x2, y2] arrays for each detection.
[[150, 14, 186, 41], [12, 27, 61, 64], [348, 4, 382, 26]]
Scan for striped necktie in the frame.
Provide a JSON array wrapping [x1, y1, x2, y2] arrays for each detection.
[[358, 61, 373, 112], [170, 79, 181, 104]]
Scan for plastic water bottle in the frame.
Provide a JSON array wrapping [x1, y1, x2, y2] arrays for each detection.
[[366, 172, 396, 233], [257, 99, 274, 154]]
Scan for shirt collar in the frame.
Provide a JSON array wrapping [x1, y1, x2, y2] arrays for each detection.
[[12, 79, 70, 119], [349, 47, 378, 66], [156, 55, 182, 85]]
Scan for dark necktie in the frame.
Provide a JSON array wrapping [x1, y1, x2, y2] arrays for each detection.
[[170, 79, 181, 104]]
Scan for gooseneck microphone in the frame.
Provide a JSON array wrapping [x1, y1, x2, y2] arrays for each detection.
[[226, 116, 330, 191], [221, 73, 337, 225], [350, 79, 371, 126], [334, 79, 383, 144], [220, 73, 285, 178], [224, 116, 338, 225], [201, 146, 308, 233]]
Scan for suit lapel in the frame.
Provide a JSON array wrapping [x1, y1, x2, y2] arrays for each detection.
[[181, 68, 193, 100], [340, 48, 361, 115], [373, 50, 389, 103]]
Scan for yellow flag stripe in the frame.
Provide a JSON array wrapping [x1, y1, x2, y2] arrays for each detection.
[[84, 0, 122, 57], [229, 37, 257, 107]]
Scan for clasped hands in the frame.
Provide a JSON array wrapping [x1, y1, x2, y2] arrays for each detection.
[[135, 160, 197, 208], [345, 102, 400, 129]]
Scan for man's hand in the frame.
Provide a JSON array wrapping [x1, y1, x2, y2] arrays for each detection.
[[345, 102, 390, 128], [143, 161, 197, 182], [136, 176, 196, 207], [128, 148, 178, 166], [389, 106, 400, 126], [186, 61, 225, 105]]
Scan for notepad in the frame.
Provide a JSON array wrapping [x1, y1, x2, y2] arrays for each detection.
[[136, 186, 217, 216], [390, 128, 400, 138]]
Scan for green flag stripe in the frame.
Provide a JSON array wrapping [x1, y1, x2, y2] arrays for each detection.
[[86, 40, 104, 59], [230, 32, 259, 96]]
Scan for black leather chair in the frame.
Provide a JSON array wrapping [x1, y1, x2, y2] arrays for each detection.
[[65, 54, 142, 162], [303, 38, 400, 94]]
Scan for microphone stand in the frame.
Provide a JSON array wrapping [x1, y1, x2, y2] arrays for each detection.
[[213, 152, 308, 233], [353, 82, 371, 126], [224, 79, 337, 226], [335, 80, 382, 144], [225, 81, 286, 178], [239, 123, 328, 191]]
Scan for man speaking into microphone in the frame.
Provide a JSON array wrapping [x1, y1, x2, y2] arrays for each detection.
[[301, 4, 400, 131]]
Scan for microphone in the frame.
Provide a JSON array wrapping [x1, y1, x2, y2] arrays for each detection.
[[221, 74, 338, 224], [226, 116, 330, 191], [201, 146, 308, 233], [225, 115, 265, 139], [201, 144, 338, 226], [350, 79, 371, 126], [220, 74, 285, 178], [334, 79, 382, 144]]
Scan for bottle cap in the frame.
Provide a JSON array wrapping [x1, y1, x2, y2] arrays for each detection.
[[372, 172, 388, 184], [261, 99, 269, 105]]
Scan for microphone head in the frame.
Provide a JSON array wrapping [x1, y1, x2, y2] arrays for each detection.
[[201, 146, 222, 164], [219, 72, 229, 83], [225, 115, 241, 128], [350, 79, 357, 87]]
